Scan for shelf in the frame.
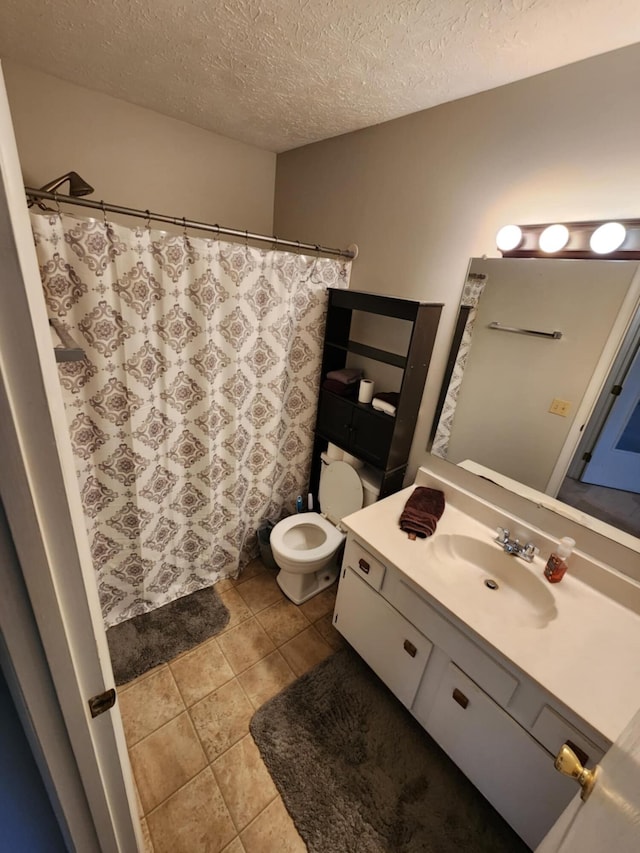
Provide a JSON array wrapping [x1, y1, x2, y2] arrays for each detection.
[[329, 288, 427, 320], [312, 289, 442, 502], [318, 389, 398, 420], [324, 340, 407, 368]]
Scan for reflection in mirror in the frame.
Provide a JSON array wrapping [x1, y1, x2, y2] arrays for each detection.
[[431, 257, 640, 548]]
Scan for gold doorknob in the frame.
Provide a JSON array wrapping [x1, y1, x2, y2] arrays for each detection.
[[554, 744, 599, 801]]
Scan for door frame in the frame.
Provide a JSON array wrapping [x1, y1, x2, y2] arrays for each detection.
[[0, 503, 99, 851], [0, 64, 140, 852], [566, 307, 640, 483], [546, 267, 640, 496]]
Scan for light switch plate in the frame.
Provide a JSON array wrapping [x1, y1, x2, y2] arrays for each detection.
[[549, 398, 571, 417]]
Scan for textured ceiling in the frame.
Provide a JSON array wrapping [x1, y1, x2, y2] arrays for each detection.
[[1, 0, 639, 152]]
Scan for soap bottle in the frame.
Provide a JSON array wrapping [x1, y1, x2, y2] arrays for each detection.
[[544, 537, 575, 583]]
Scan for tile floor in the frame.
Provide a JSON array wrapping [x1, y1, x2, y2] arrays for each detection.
[[117, 558, 344, 853]]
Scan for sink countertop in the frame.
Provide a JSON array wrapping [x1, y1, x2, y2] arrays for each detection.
[[342, 482, 640, 745]]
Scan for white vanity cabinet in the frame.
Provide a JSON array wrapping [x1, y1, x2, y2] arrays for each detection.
[[422, 662, 581, 847], [333, 535, 608, 850], [334, 566, 433, 708]]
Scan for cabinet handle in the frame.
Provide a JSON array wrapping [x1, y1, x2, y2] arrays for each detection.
[[403, 639, 417, 657], [452, 688, 469, 709], [358, 558, 370, 574]]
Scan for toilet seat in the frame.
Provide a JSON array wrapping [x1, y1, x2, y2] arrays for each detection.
[[318, 460, 364, 525], [270, 461, 365, 564], [270, 512, 344, 564], [270, 462, 367, 604]]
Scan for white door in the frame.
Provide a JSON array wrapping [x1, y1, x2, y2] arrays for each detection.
[[536, 706, 640, 852], [0, 66, 140, 851], [581, 344, 640, 493]]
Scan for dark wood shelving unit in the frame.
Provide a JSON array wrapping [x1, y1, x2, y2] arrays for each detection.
[[324, 340, 408, 368], [310, 288, 442, 503]]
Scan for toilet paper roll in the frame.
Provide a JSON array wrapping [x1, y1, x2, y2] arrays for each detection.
[[358, 379, 374, 404], [326, 442, 344, 461]]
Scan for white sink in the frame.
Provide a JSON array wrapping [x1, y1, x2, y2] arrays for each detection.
[[427, 534, 558, 629]]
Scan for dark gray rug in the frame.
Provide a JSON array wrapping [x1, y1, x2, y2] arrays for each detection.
[[106, 586, 229, 685], [251, 648, 529, 853]]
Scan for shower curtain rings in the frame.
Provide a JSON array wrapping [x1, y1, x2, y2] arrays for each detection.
[[310, 246, 321, 281], [182, 216, 191, 248], [100, 200, 108, 227], [144, 209, 151, 231], [53, 191, 62, 219]]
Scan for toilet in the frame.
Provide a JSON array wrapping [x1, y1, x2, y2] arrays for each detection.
[[270, 457, 378, 604]]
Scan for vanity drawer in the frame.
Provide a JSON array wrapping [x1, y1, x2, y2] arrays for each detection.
[[530, 705, 604, 766], [343, 538, 386, 591], [388, 576, 518, 707]]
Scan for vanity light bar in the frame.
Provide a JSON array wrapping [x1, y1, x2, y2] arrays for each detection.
[[496, 218, 640, 259]]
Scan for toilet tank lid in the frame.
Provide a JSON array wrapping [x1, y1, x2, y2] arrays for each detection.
[[320, 451, 381, 497], [319, 461, 363, 524]]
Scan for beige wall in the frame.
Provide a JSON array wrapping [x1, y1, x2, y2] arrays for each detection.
[[274, 43, 640, 481], [2, 61, 276, 233]]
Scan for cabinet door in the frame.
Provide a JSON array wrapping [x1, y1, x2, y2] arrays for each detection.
[[425, 663, 580, 849], [349, 408, 395, 467], [334, 567, 432, 708], [316, 391, 353, 448]]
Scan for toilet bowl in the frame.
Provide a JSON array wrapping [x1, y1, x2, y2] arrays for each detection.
[[270, 460, 366, 604]]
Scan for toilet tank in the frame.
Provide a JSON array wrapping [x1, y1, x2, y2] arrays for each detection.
[[358, 466, 381, 507], [320, 452, 381, 508]]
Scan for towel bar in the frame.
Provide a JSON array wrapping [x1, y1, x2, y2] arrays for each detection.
[[488, 322, 562, 340]]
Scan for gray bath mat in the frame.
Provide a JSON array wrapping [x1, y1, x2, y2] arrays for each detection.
[[251, 648, 529, 853], [106, 586, 229, 685]]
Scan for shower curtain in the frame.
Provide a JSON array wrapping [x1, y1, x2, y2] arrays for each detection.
[[431, 270, 487, 459], [32, 212, 350, 627]]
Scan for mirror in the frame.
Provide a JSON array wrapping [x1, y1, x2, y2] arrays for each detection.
[[431, 257, 640, 549]]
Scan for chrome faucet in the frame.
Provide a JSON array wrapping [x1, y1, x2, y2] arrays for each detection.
[[495, 527, 539, 562]]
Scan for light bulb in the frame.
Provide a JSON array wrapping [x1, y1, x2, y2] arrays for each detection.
[[496, 225, 523, 252], [539, 224, 569, 253], [590, 222, 626, 254]]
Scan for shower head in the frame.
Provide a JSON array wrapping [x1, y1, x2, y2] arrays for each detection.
[[39, 171, 94, 197]]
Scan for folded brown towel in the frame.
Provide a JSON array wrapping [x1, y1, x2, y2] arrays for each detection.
[[326, 367, 363, 384], [323, 378, 358, 398], [399, 487, 445, 540]]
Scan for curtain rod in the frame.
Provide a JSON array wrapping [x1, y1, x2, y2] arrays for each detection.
[[24, 187, 358, 260]]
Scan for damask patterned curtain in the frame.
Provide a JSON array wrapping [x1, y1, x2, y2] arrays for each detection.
[[32, 212, 350, 627], [430, 271, 487, 459]]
